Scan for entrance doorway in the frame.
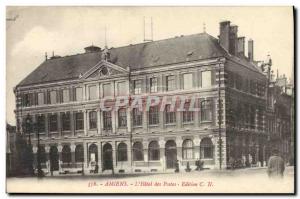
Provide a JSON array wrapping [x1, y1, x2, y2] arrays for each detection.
[[165, 140, 177, 169], [102, 143, 113, 170], [49, 146, 59, 171]]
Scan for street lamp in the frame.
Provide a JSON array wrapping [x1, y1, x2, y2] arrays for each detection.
[[34, 119, 43, 178], [25, 114, 32, 146]]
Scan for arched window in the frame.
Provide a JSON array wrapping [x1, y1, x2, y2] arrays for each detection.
[[182, 139, 193, 160], [148, 141, 160, 161], [117, 143, 128, 161], [200, 138, 213, 159], [75, 145, 84, 162], [133, 142, 144, 161], [88, 144, 98, 163], [62, 145, 71, 163]]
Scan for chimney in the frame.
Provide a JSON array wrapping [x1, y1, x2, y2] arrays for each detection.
[[229, 25, 238, 55], [219, 21, 231, 52], [237, 37, 245, 57], [248, 39, 254, 62]]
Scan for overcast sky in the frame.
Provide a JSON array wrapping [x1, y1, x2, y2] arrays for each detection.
[[6, 6, 293, 125]]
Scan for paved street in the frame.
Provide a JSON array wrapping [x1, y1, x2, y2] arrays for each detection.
[[7, 166, 294, 194]]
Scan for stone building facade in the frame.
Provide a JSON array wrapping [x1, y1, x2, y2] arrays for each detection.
[[14, 21, 283, 174]]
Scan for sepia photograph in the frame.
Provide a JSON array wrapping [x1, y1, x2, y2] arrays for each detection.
[[5, 6, 295, 194]]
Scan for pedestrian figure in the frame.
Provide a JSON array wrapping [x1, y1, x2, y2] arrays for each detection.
[[175, 160, 179, 173], [229, 157, 235, 170], [267, 149, 285, 178]]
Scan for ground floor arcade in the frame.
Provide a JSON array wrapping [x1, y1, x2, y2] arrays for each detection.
[[31, 134, 226, 175]]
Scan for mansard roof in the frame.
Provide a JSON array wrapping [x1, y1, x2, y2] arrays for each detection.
[[17, 32, 260, 86]]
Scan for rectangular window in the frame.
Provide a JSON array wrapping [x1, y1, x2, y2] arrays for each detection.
[[75, 87, 83, 101], [61, 112, 71, 131], [75, 112, 84, 130], [89, 85, 97, 100], [103, 111, 112, 130], [117, 81, 127, 96], [134, 80, 142, 94], [103, 83, 112, 97], [183, 73, 193, 90], [89, 111, 97, 129], [183, 102, 194, 123], [165, 104, 176, 124], [62, 89, 70, 103], [150, 77, 158, 93], [118, 108, 127, 128], [22, 93, 30, 107], [132, 108, 142, 126], [201, 100, 212, 122], [36, 115, 45, 133], [50, 91, 57, 104], [37, 92, 44, 105], [166, 75, 175, 91], [201, 71, 212, 88], [49, 114, 58, 132], [149, 106, 159, 125]]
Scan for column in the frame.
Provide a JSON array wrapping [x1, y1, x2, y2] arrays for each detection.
[[176, 71, 181, 90], [112, 141, 117, 168], [176, 138, 183, 165], [83, 84, 86, 101], [32, 115, 37, 139], [127, 140, 132, 170], [70, 112, 75, 137], [97, 141, 102, 172], [255, 108, 259, 131], [143, 141, 148, 163], [83, 141, 88, 169], [97, 109, 101, 135], [84, 110, 88, 136], [176, 108, 182, 129], [194, 137, 201, 160], [57, 112, 62, 137], [159, 139, 165, 171], [70, 143, 76, 168], [194, 99, 200, 128], [45, 146, 50, 172], [143, 109, 148, 131], [112, 110, 116, 134], [262, 110, 266, 132], [127, 107, 132, 133], [57, 144, 63, 172], [159, 109, 164, 129], [45, 114, 49, 138]]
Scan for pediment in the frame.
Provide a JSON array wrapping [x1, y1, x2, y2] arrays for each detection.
[[81, 60, 129, 80]]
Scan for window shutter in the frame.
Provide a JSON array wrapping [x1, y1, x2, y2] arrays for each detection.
[[60, 90, 63, 103], [47, 91, 50, 104], [199, 71, 202, 88], [69, 88, 72, 101], [34, 93, 38, 106], [162, 75, 166, 92], [44, 91, 47, 104], [211, 98, 216, 125], [72, 87, 76, 101], [56, 90, 60, 103], [211, 70, 216, 85]]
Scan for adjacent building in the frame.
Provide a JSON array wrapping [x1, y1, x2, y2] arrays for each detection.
[[14, 20, 293, 174]]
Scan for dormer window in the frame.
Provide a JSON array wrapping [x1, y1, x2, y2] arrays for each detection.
[[101, 67, 108, 76]]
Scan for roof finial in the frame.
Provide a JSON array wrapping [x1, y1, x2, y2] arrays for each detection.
[[45, 52, 48, 61], [203, 22, 206, 33]]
